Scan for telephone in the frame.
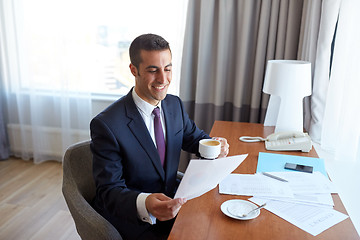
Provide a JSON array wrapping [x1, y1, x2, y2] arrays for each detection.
[[239, 131, 312, 152], [265, 131, 312, 152]]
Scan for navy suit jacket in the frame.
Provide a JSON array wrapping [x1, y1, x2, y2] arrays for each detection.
[[90, 89, 209, 239]]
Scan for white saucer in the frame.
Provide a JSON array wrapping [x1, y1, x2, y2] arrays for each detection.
[[221, 199, 261, 220]]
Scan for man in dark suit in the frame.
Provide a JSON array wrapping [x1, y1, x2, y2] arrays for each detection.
[[90, 34, 229, 239]]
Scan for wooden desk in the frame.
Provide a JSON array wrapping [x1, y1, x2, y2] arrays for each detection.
[[169, 121, 359, 240]]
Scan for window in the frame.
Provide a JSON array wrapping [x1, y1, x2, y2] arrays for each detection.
[[17, 0, 188, 95]]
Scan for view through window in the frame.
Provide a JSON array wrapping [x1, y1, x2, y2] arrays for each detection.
[[19, 0, 188, 95]]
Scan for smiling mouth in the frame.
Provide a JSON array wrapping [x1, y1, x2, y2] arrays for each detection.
[[154, 85, 166, 90]]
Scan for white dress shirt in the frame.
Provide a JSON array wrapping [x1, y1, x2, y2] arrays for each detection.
[[132, 89, 166, 224]]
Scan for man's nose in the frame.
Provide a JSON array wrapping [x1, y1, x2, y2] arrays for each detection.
[[157, 70, 167, 83]]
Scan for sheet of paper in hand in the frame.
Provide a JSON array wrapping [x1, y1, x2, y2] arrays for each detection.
[[174, 154, 248, 200]]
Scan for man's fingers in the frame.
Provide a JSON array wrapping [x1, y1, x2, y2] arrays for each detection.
[[161, 198, 187, 220], [146, 194, 187, 221], [169, 198, 187, 209], [213, 137, 229, 158], [153, 193, 172, 201]]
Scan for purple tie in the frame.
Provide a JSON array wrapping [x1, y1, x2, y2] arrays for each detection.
[[153, 107, 166, 167]]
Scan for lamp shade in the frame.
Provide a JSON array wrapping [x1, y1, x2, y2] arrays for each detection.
[[263, 60, 312, 133]]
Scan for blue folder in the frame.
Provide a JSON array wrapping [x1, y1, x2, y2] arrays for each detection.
[[256, 152, 327, 176]]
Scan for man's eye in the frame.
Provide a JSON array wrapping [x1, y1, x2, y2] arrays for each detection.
[[148, 69, 157, 73], [165, 68, 172, 72]]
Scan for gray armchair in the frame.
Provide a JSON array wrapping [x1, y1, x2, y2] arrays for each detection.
[[62, 140, 122, 240]]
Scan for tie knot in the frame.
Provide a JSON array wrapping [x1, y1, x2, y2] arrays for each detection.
[[153, 107, 160, 117]]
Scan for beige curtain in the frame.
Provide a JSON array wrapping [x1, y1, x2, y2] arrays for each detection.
[[180, 0, 320, 133]]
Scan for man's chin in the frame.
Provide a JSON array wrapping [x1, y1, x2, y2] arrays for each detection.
[[155, 94, 167, 102], [152, 90, 168, 101]]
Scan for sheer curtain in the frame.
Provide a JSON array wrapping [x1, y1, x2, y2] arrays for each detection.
[[308, 0, 341, 142], [1, 0, 92, 163], [320, 0, 360, 163]]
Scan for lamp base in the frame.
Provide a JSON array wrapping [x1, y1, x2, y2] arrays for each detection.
[[264, 95, 304, 133], [264, 95, 280, 127]]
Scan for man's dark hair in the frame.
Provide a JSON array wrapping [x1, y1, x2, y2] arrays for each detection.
[[129, 33, 171, 69]]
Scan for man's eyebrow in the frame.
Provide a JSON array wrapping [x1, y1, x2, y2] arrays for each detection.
[[145, 63, 172, 69], [145, 65, 159, 69]]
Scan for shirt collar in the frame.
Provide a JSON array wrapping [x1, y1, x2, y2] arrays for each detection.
[[132, 89, 162, 117]]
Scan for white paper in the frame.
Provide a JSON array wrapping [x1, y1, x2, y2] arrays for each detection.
[[219, 174, 294, 198], [264, 171, 336, 194], [174, 154, 248, 200], [255, 193, 334, 207], [250, 197, 348, 236]]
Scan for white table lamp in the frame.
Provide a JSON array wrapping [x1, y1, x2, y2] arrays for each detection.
[[263, 60, 312, 133]]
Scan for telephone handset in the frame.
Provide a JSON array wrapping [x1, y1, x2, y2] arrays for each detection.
[[266, 131, 306, 141], [239, 131, 312, 152]]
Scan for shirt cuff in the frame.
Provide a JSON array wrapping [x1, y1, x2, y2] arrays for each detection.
[[136, 193, 157, 225]]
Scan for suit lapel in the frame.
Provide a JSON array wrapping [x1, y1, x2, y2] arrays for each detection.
[[124, 92, 165, 180], [162, 99, 177, 178]]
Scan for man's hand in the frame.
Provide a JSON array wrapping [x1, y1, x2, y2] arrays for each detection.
[[212, 137, 229, 158], [145, 193, 187, 221]]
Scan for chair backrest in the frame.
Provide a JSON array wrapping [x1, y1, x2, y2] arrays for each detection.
[[62, 140, 122, 240]]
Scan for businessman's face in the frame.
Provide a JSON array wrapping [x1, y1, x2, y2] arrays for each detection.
[[131, 49, 172, 106]]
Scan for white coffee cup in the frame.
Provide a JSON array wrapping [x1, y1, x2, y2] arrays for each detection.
[[199, 139, 221, 159]]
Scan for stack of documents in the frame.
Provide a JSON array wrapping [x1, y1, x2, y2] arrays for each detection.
[[220, 171, 335, 206], [219, 152, 349, 236]]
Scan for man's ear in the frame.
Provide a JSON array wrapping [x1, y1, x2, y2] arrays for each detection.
[[129, 63, 138, 77]]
